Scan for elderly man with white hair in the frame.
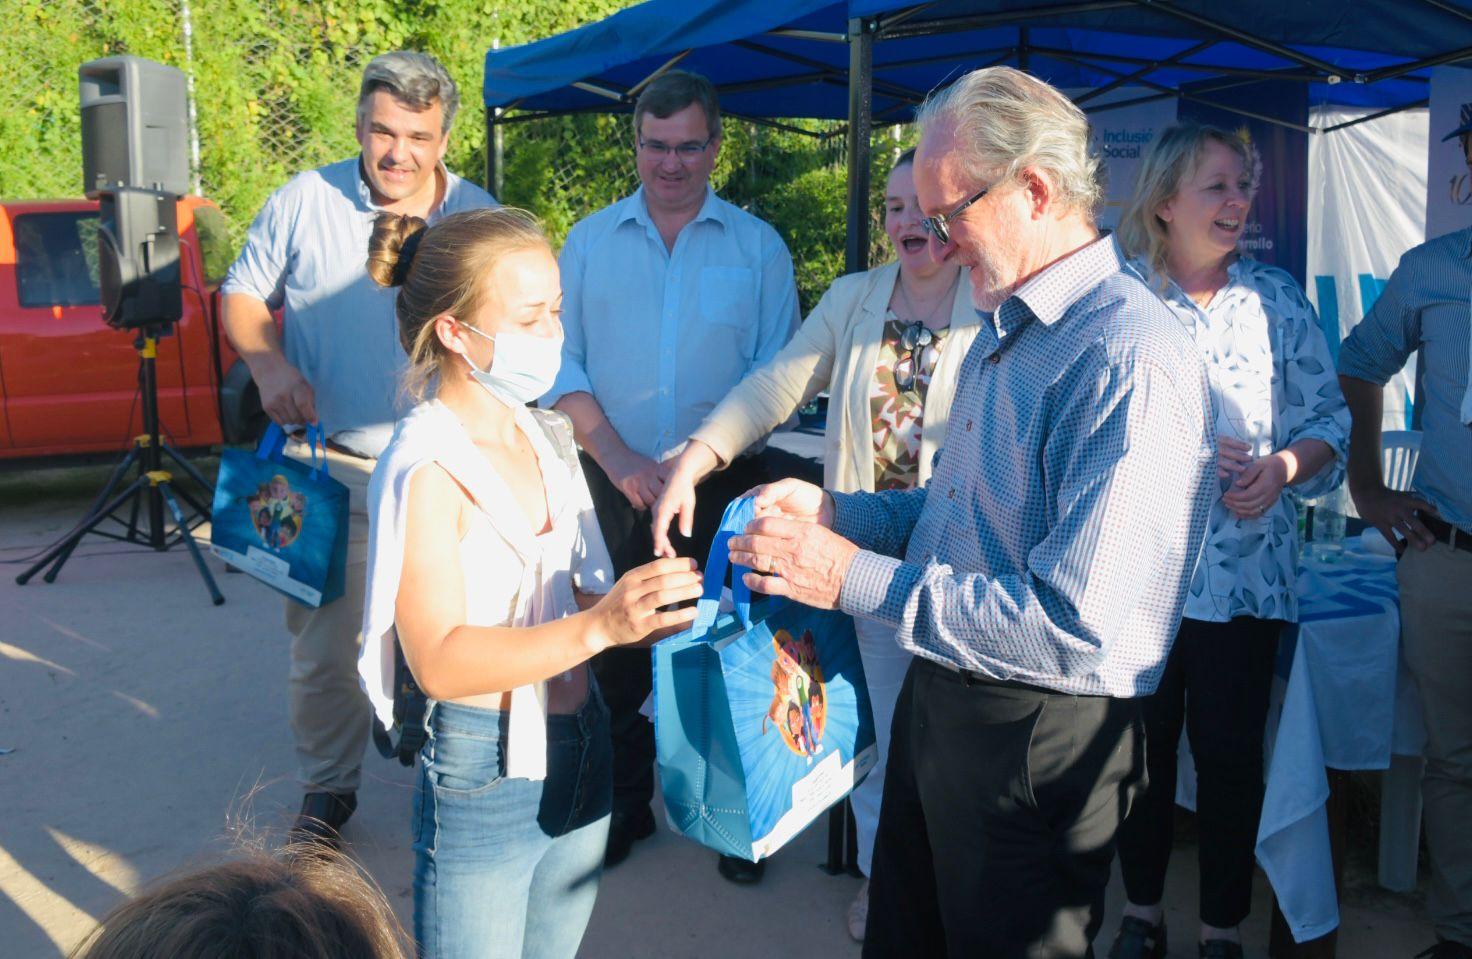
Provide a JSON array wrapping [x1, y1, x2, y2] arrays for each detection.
[[730, 66, 1216, 957]]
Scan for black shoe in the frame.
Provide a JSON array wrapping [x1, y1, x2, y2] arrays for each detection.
[[1417, 943, 1472, 958], [1107, 916, 1166, 959], [603, 806, 657, 869], [1199, 941, 1244, 959], [716, 854, 766, 884], [290, 790, 357, 847]]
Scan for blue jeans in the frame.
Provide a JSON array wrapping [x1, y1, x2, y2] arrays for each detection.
[[414, 686, 612, 959]]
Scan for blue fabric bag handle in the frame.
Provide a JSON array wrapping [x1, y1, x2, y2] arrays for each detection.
[[254, 423, 330, 480], [692, 496, 760, 634]]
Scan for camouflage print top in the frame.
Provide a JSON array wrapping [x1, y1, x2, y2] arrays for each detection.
[[870, 313, 951, 491]]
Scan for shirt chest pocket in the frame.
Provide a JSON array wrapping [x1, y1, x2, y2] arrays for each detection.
[[699, 266, 757, 330]]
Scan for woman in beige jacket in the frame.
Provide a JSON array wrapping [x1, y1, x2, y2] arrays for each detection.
[[651, 148, 981, 940]]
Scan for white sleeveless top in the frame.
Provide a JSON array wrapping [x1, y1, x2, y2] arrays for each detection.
[[361, 399, 614, 780]]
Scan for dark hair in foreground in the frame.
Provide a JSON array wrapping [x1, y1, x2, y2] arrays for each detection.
[[68, 844, 408, 959], [633, 69, 722, 140]]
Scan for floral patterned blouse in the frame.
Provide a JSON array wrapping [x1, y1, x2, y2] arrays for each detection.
[[871, 314, 951, 491], [1129, 256, 1351, 624]]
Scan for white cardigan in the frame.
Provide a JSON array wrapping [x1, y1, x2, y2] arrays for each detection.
[[690, 262, 982, 493]]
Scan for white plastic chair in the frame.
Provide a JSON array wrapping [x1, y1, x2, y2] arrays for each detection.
[[1378, 429, 1424, 891], [1381, 430, 1422, 493]]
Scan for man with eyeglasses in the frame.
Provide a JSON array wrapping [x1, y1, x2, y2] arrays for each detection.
[[543, 69, 800, 881], [729, 67, 1216, 956]]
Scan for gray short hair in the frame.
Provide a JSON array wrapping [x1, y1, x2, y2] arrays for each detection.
[[358, 51, 459, 134], [915, 67, 1101, 220]]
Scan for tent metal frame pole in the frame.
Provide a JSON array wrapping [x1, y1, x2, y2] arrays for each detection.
[[766, 28, 848, 43], [874, 45, 1014, 74], [1417, 0, 1472, 25], [491, 106, 503, 194], [874, 2, 942, 34], [1034, 47, 1315, 133], [627, 49, 694, 98], [1317, 98, 1430, 134], [1364, 46, 1472, 83], [733, 38, 929, 106], [1028, 45, 1335, 82], [1078, 77, 1258, 115], [1125, 0, 1354, 81], [846, 16, 874, 278], [823, 17, 874, 877], [875, 1, 1134, 40], [1073, 39, 1216, 104], [726, 112, 835, 139]]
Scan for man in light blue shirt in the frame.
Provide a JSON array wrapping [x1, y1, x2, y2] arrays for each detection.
[[220, 51, 495, 844], [1337, 111, 1472, 959], [544, 70, 799, 877]]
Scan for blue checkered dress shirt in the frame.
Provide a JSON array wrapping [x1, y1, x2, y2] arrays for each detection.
[[833, 236, 1216, 697]]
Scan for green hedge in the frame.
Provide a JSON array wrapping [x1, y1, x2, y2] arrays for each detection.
[[8, 0, 910, 313]]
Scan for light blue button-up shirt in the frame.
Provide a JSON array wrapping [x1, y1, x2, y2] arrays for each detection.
[[1338, 226, 1472, 531], [545, 187, 800, 460], [221, 158, 497, 457], [834, 236, 1216, 698]]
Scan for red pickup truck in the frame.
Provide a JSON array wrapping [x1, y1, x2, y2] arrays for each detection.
[[0, 195, 262, 461]]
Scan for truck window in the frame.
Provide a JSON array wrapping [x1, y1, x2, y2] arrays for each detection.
[[14, 212, 101, 309]]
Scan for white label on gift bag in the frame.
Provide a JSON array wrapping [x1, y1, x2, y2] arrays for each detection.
[[210, 543, 323, 606], [749, 744, 878, 860], [245, 545, 290, 579]]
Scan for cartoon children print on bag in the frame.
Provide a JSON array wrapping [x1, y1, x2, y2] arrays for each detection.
[[246, 473, 307, 550], [763, 629, 827, 760]]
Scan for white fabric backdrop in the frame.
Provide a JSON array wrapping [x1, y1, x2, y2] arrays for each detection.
[[1307, 104, 1428, 432]]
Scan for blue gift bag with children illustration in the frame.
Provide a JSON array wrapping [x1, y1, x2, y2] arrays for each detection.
[[652, 497, 877, 862], [210, 424, 349, 607]]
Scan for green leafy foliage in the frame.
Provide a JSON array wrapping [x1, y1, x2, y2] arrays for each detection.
[[8, 0, 910, 311]]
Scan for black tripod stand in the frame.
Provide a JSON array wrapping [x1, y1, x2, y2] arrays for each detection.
[[16, 325, 225, 605]]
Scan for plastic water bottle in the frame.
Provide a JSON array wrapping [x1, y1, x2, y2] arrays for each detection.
[[1314, 487, 1348, 561]]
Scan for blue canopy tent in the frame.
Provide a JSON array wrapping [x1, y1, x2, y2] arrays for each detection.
[[485, 0, 1472, 272], [483, 2, 1472, 935]]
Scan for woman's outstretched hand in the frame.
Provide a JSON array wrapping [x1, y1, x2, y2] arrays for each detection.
[[650, 441, 721, 558], [587, 557, 702, 651]]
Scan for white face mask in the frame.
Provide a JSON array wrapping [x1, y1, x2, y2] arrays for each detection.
[[457, 322, 563, 406]]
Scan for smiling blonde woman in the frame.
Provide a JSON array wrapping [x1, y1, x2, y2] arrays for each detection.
[[1109, 121, 1350, 959]]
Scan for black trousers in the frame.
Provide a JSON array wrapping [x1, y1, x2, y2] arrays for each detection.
[[579, 451, 773, 819], [864, 657, 1146, 959], [1116, 616, 1281, 928]]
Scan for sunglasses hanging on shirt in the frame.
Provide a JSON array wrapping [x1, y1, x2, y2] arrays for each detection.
[[895, 321, 935, 395]]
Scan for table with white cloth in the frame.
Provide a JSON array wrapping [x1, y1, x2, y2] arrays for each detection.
[[1176, 541, 1422, 946]]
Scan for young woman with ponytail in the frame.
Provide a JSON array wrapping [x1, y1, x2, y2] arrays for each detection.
[[359, 207, 702, 959]]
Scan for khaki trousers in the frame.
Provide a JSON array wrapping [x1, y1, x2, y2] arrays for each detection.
[[1398, 539, 1472, 946], [281, 438, 374, 794]]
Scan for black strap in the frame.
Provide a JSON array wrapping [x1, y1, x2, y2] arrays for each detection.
[[373, 639, 428, 767]]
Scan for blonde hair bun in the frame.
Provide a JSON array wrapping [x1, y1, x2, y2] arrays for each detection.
[[366, 213, 429, 288]]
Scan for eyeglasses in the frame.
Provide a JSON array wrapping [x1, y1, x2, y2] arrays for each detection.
[[920, 184, 990, 247], [638, 136, 714, 161], [894, 322, 934, 395]]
